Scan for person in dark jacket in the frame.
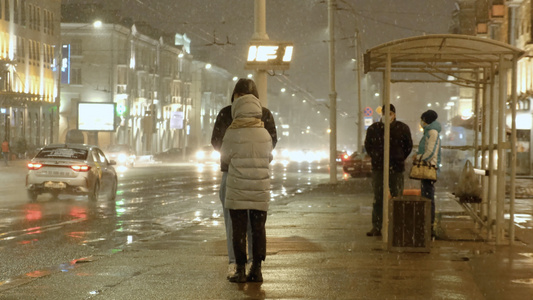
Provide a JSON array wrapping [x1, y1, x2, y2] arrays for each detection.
[[211, 78, 277, 279], [364, 104, 413, 237]]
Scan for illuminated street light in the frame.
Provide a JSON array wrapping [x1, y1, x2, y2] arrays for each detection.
[[205, 63, 212, 69], [93, 20, 102, 28], [232, 76, 238, 81]]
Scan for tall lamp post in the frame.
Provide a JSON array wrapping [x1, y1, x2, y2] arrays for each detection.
[[253, 0, 269, 107], [355, 29, 363, 153], [328, 0, 338, 184]]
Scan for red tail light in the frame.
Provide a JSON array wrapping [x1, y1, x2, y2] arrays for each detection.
[[70, 165, 91, 172], [27, 163, 43, 170], [343, 154, 349, 160]]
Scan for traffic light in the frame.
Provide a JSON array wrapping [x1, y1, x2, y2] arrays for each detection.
[[116, 103, 126, 116]]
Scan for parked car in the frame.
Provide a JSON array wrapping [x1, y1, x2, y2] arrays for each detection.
[[194, 145, 220, 164], [26, 144, 118, 201], [105, 144, 136, 167], [153, 148, 184, 162], [342, 152, 372, 178]]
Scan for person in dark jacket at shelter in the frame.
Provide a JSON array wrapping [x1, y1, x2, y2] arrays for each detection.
[[364, 104, 413, 237], [211, 78, 277, 279]]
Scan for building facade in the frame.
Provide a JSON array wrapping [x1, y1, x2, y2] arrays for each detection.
[[60, 21, 233, 156], [451, 0, 533, 175], [0, 0, 61, 157]]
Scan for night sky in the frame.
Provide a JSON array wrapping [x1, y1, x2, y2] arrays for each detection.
[[64, 0, 459, 150]]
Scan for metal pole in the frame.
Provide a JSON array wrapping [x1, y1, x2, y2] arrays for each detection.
[[328, 0, 337, 184], [253, 0, 269, 107], [480, 69, 489, 225], [510, 54, 518, 244], [473, 72, 481, 229], [382, 52, 391, 245], [355, 29, 363, 153], [496, 55, 506, 244], [488, 63, 496, 240]]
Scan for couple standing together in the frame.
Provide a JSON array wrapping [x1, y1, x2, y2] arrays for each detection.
[[364, 104, 442, 238], [211, 78, 277, 283]]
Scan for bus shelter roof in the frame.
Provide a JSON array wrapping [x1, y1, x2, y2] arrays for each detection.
[[364, 34, 525, 84]]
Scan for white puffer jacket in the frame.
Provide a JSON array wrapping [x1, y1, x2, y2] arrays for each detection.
[[220, 94, 273, 211]]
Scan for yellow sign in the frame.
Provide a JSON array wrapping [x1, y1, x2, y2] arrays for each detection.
[[245, 41, 293, 70]]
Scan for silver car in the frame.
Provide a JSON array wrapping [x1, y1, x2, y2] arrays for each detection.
[[26, 144, 117, 201]]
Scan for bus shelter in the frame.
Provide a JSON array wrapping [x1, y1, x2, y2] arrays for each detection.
[[363, 34, 524, 246]]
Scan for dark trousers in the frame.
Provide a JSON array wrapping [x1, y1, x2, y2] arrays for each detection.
[[229, 209, 267, 266], [371, 170, 404, 231], [421, 179, 436, 227]]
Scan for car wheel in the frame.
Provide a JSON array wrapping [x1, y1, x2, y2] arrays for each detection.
[[27, 190, 39, 202], [88, 181, 100, 201], [107, 179, 117, 201]]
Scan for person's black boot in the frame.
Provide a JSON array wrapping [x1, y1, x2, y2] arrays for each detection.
[[228, 264, 246, 283], [246, 261, 263, 282]]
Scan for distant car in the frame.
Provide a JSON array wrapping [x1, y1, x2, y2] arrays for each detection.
[[336, 150, 349, 165], [105, 144, 136, 167], [153, 148, 184, 162], [194, 146, 220, 164], [26, 144, 118, 201], [342, 152, 372, 178]]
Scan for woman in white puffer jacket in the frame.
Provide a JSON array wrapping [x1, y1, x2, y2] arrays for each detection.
[[220, 90, 273, 283]]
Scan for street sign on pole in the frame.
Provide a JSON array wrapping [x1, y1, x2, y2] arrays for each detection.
[[364, 117, 373, 129], [364, 106, 373, 117]]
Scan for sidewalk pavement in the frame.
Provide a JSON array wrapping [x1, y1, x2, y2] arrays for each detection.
[[1, 178, 533, 299]]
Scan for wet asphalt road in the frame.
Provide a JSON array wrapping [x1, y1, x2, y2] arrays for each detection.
[[0, 161, 333, 283]]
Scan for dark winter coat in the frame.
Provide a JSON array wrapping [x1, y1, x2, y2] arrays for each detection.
[[364, 119, 413, 172], [211, 103, 277, 172]]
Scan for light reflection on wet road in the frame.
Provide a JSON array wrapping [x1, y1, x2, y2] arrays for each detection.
[[0, 161, 332, 281]]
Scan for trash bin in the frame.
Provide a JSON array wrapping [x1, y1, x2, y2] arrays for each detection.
[[387, 195, 431, 253]]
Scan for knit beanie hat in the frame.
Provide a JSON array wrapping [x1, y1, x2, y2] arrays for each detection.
[[382, 104, 396, 114], [421, 110, 438, 124]]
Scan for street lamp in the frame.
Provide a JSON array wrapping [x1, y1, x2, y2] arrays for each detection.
[[355, 29, 363, 153]]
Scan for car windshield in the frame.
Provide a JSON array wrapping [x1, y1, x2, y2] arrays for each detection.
[[36, 147, 88, 160]]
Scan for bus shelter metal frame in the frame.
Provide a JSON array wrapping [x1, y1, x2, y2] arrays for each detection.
[[363, 34, 524, 246]]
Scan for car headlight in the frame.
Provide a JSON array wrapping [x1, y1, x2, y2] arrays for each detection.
[[211, 151, 220, 160], [117, 153, 127, 162], [196, 151, 205, 159]]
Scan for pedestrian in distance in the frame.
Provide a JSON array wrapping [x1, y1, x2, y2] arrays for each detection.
[[220, 82, 274, 283], [364, 104, 413, 237], [2, 139, 9, 166], [211, 78, 277, 281], [414, 109, 442, 237]]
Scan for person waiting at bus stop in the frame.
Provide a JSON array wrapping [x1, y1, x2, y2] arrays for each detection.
[[364, 104, 413, 237], [2, 139, 9, 166]]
